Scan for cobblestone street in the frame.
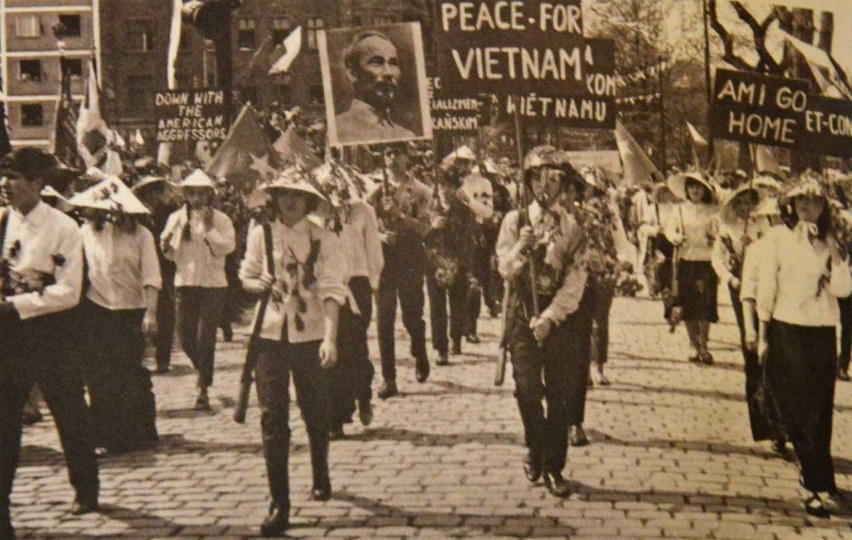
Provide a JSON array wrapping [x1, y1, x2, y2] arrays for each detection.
[[12, 293, 852, 539]]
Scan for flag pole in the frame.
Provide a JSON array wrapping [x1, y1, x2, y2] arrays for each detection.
[[512, 95, 540, 322], [702, 0, 715, 157]]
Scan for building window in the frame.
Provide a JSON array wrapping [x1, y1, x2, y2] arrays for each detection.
[[271, 17, 291, 44], [19, 60, 42, 82], [238, 19, 256, 50], [126, 20, 154, 52], [58, 14, 82, 37], [15, 14, 42, 38], [127, 76, 154, 112], [21, 104, 44, 127], [306, 17, 324, 50], [66, 59, 83, 79]]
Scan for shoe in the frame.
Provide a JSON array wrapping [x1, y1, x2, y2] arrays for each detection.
[[70, 495, 99, 515], [570, 425, 590, 447], [701, 352, 714, 365], [260, 504, 289, 537], [329, 425, 344, 440], [523, 450, 542, 483], [543, 471, 571, 498], [593, 371, 611, 386], [436, 352, 449, 366], [838, 369, 850, 381], [310, 483, 331, 502], [451, 341, 462, 355], [194, 387, 211, 411], [415, 357, 430, 383], [771, 440, 788, 457], [466, 333, 481, 344], [805, 493, 830, 518], [358, 400, 373, 427], [688, 353, 701, 363], [377, 381, 398, 400]]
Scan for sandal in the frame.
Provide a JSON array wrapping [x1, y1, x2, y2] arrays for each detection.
[[805, 493, 830, 518]]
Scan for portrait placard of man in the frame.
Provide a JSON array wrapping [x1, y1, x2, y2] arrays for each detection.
[[319, 23, 433, 147]]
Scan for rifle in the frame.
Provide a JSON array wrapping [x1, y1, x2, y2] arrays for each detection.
[[233, 221, 275, 424]]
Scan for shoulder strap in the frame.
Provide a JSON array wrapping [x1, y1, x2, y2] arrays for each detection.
[[0, 209, 9, 258], [262, 222, 275, 278]]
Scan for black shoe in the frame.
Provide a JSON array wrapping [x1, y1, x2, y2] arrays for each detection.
[[194, 387, 211, 411], [701, 352, 714, 365], [260, 504, 289, 537], [543, 471, 570, 498], [310, 483, 331, 502], [771, 440, 788, 457], [450, 341, 462, 355], [838, 369, 850, 382], [358, 399, 374, 427], [569, 425, 590, 447], [466, 333, 481, 344], [377, 381, 398, 400], [415, 358, 430, 383], [523, 451, 542, 483], [329, 425, 344, 440], [436, 352, 449, 366], [70, 495, 99, 515], [805, 493, 830, 519]]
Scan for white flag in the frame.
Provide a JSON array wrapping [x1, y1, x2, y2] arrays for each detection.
[[686, 122, 708, 146], [269, 27, 302, 75], [166, 0, 182, 89]]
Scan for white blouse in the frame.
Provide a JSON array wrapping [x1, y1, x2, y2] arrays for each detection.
[[664, 201, 718, 262], [756, 224, 852, 327]]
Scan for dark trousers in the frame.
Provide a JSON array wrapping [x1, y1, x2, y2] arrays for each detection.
[[79, 300, 158, 453], [255, 338, 329, 512], [729, 287, 773, 441], [838, 295, 851, 371], [426, 270, 469, 355], [0, 310, 99, 523], [155, 284, 176, 370], [176, 287, 225, 388], [509, 297, 570, 473], [468, 243, 492, 332], [328, 277, 374, 428], [564, 288, 594, 426], [588, 279, 616, 367], [377, 243, 428, 382], [765, 321, 837, 493]]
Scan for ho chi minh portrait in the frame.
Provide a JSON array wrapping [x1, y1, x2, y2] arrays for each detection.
[[318, 22, 433, 147]]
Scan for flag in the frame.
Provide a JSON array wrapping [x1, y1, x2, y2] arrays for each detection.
[[235, 36, 278, 86], [269, 26, 302, 75], [686, 122, 708, 170], [754, 145, 785, 179], [781, 30, 852, 99], [614, 121, 661, 187], [273, 125, 321, 168], [52, 56, 82, 168], [76, 60, 122, 175], [207, 104, 283, 188], [132, 129, 145, 147]]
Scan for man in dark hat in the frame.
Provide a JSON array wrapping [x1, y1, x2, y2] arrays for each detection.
[[0, 147, 100, 538]]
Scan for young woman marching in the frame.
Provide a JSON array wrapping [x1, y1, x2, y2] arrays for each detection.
[[161, 170, 236, 410], [70, 177, 161, 455], [496, 146, 587, 498], [753, 175, 850, 518], [665, 172, 719, 364], [239, 170, 347, 536]]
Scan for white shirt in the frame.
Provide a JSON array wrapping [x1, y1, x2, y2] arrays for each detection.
[[665, 201, 718, 261], [756, 224, 852, 327], [496, 201, 588, 325], [1, 201, 83, 320], [82, 222, 162, 311], [339, 201, 384, 290], [239, 218, 348, 343], [161, 207, 236, 288], [711, 218, 763, 286]]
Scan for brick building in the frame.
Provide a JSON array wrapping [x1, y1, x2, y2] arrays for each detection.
[[0, 0, 100, 149]]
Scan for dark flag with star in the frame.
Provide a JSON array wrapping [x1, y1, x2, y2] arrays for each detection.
[[206, 104, 283, 189], [52, 56, 83, 169]]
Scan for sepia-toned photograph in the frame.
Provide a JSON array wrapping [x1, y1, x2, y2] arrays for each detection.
[[1, 0, 852, 538], [318, 22, 433, 147]]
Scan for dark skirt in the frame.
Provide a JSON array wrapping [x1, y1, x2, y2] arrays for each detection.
[[80, 300, 159, 454], [763, 320, 837, 493], [676, 260, 718, 323]]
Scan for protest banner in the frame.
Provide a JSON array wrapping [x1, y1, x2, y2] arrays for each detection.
[[800, 95, 852, 158], [154, 89, 230, 143], [433, 0, 616, 129], [428, 75, 481, 134], [711, 69, 809, 148]]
